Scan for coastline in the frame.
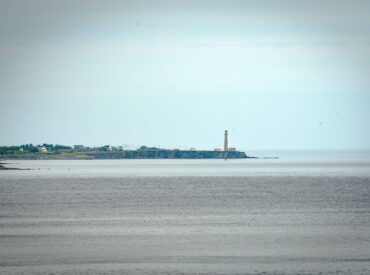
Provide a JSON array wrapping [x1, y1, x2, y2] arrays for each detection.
[[0, 150, 249, 160]]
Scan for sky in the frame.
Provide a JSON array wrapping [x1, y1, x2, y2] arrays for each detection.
[[0, 0, 370, 150]]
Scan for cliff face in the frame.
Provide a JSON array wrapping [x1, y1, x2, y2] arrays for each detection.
[[1, 150, 248, 160]]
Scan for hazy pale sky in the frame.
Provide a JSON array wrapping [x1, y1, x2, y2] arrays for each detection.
[[1, 0, 369, 150]]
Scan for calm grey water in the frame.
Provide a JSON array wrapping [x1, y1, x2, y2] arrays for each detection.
[[1, 152, 370, 274]]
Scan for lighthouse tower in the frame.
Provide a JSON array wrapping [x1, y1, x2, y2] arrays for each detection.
[[224, 130, 229, 151]]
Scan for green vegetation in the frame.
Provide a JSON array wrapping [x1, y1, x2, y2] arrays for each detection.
[[0, 144, 38, 155], [0, 144, 72, 157], [54, 144, 72, 150]]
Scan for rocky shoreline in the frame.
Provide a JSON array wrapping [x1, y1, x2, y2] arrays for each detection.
[[0, 162, 30, 170], [0, 164, 20, 170]]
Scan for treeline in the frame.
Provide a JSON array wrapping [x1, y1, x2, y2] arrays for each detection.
[[0, 144, 71, 155]]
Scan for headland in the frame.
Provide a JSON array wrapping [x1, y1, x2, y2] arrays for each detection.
[[0, 145, 249, 160]]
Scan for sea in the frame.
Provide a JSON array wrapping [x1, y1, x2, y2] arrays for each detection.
[[0, 151, 369, 274]]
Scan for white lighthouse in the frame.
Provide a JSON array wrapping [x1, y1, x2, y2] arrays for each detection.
[[224, 130, 229, 151]]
